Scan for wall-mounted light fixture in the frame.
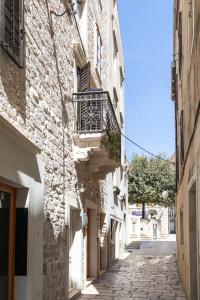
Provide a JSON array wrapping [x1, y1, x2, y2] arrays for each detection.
[[113, 185, 120, 195], [80, 212, 88, 227]]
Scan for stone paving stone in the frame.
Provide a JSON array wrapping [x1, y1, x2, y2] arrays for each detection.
[[77, 241, 186, 300]]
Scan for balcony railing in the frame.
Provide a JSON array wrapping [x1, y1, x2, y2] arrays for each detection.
[[73, 91, 120, 133], [73, 91, 121, 159]]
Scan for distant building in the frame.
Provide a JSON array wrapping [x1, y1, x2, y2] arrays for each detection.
[[172, 0, 200, 298], [127, 204, 174, 241]]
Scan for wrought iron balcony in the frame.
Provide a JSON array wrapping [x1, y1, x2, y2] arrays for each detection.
[[72, 91, 121, 178], [73, 91, 120, 134]]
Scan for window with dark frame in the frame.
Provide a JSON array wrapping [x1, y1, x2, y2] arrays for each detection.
[[96, 25, 102, 78], [180, 110, 184, 165], [180, 209, 184, 245], [113, 87, 119, 109], [113, 30, 118, 59], [120, 66, 124, 87], [77, 62, 91, 92], [0, 0, 24, 67], [188, 0, 193, 55]]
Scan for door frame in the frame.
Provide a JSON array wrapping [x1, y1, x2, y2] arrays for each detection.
[[188, 180, 198, 300], [0, 182, 16, 300]]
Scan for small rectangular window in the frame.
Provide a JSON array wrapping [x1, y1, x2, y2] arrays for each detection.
[[188, 0, 193, 49], [180, 110, 184, 165], [113, 87, 119, 109], [0, 0, 24, 67], [77, 62, 91, 92], [113, 30, 118, 58], [180, 209, 184, 245], [96, 26, 102, 78], [120, 66, 124, 87]]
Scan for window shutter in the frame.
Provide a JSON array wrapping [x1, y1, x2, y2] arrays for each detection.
[[0, 0, 24, 67], [78, 62, 91, 92]]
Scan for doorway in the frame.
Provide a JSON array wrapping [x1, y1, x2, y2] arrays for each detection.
[[0, 183, 15, 300], [189, 182, 198, 300], [0, 183, 28, 300], [99, 213, 106, 272], [68, 207, 82, 293], [87, 209, 97, 280]]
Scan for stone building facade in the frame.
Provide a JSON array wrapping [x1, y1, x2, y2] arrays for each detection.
[[172, 0, 200, 299], [0, 0, 126, 300], [127, 204, 174, 242]]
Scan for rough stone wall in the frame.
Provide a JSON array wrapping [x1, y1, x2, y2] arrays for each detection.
[[0, 0, 111, 299], [174, 0, 200, 297], [87, 0, 108, 89]]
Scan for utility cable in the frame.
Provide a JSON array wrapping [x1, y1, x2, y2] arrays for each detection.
[[121, 131, 174, 164], [50, 10, 67, 17], [125, 81, 159, 152], [50, 1, 86, 58]]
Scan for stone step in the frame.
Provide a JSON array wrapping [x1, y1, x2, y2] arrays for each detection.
[[68, 289, 81, 300], [126, 241, 140, 250]]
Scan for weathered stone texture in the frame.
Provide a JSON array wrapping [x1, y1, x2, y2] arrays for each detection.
[[0, 0, 124, 299]]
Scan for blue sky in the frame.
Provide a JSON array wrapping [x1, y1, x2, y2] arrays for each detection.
[[118, 0, 175, 160]]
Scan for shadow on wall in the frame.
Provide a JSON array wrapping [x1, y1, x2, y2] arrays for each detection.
[[45, 0, 70, 127], [0, 44, 27, 122], [43, 211, 68, 300]]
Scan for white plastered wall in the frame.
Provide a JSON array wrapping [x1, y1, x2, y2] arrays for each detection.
[[0, 117, 44, 300]]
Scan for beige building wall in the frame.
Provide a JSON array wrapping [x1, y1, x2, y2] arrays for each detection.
[[173, 0, 200, 299]]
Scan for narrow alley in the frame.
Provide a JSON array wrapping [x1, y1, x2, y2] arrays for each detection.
[[78, 238, 186, 300]]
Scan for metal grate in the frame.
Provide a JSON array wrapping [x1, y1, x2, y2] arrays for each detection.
[[73, 91, 120, 134]]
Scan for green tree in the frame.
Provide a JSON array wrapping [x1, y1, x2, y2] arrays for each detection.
[[128, 154, 176, 218]]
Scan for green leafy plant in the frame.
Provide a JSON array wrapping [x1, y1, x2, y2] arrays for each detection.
[[128, 154, 176, 218], [106, 131, 121, 160]]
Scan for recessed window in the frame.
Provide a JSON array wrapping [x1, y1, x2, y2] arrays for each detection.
[[180, 110, 184, 165], [96, 26, 102, 78], [180, 209, 184, 245], [0, 0, 24, 67], [120, 66, 124, 87], [188, 0, 194, 55], [113, 87, 119, 109], [113, 30, 118, 59]]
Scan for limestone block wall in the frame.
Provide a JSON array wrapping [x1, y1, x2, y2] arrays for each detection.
[[0, 0, 125, 299], [0, 1, 112, 299], [173, 0, 200, 298]]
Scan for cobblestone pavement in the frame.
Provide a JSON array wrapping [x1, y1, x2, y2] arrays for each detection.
[[78, 240, 186, 300]]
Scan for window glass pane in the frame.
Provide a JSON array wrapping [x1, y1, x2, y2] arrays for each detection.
[[15, 208, 28, 276]]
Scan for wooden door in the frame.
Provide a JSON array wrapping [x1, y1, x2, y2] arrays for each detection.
[[0, 183, 15, 300], [87, 209, 91, 278]]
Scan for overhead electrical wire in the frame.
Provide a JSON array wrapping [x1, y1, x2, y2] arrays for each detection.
[[121, 131, 173, 164], [125, 81, 159, 152], [123, 81, 174, 164], [47, 1, 172, 165]]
